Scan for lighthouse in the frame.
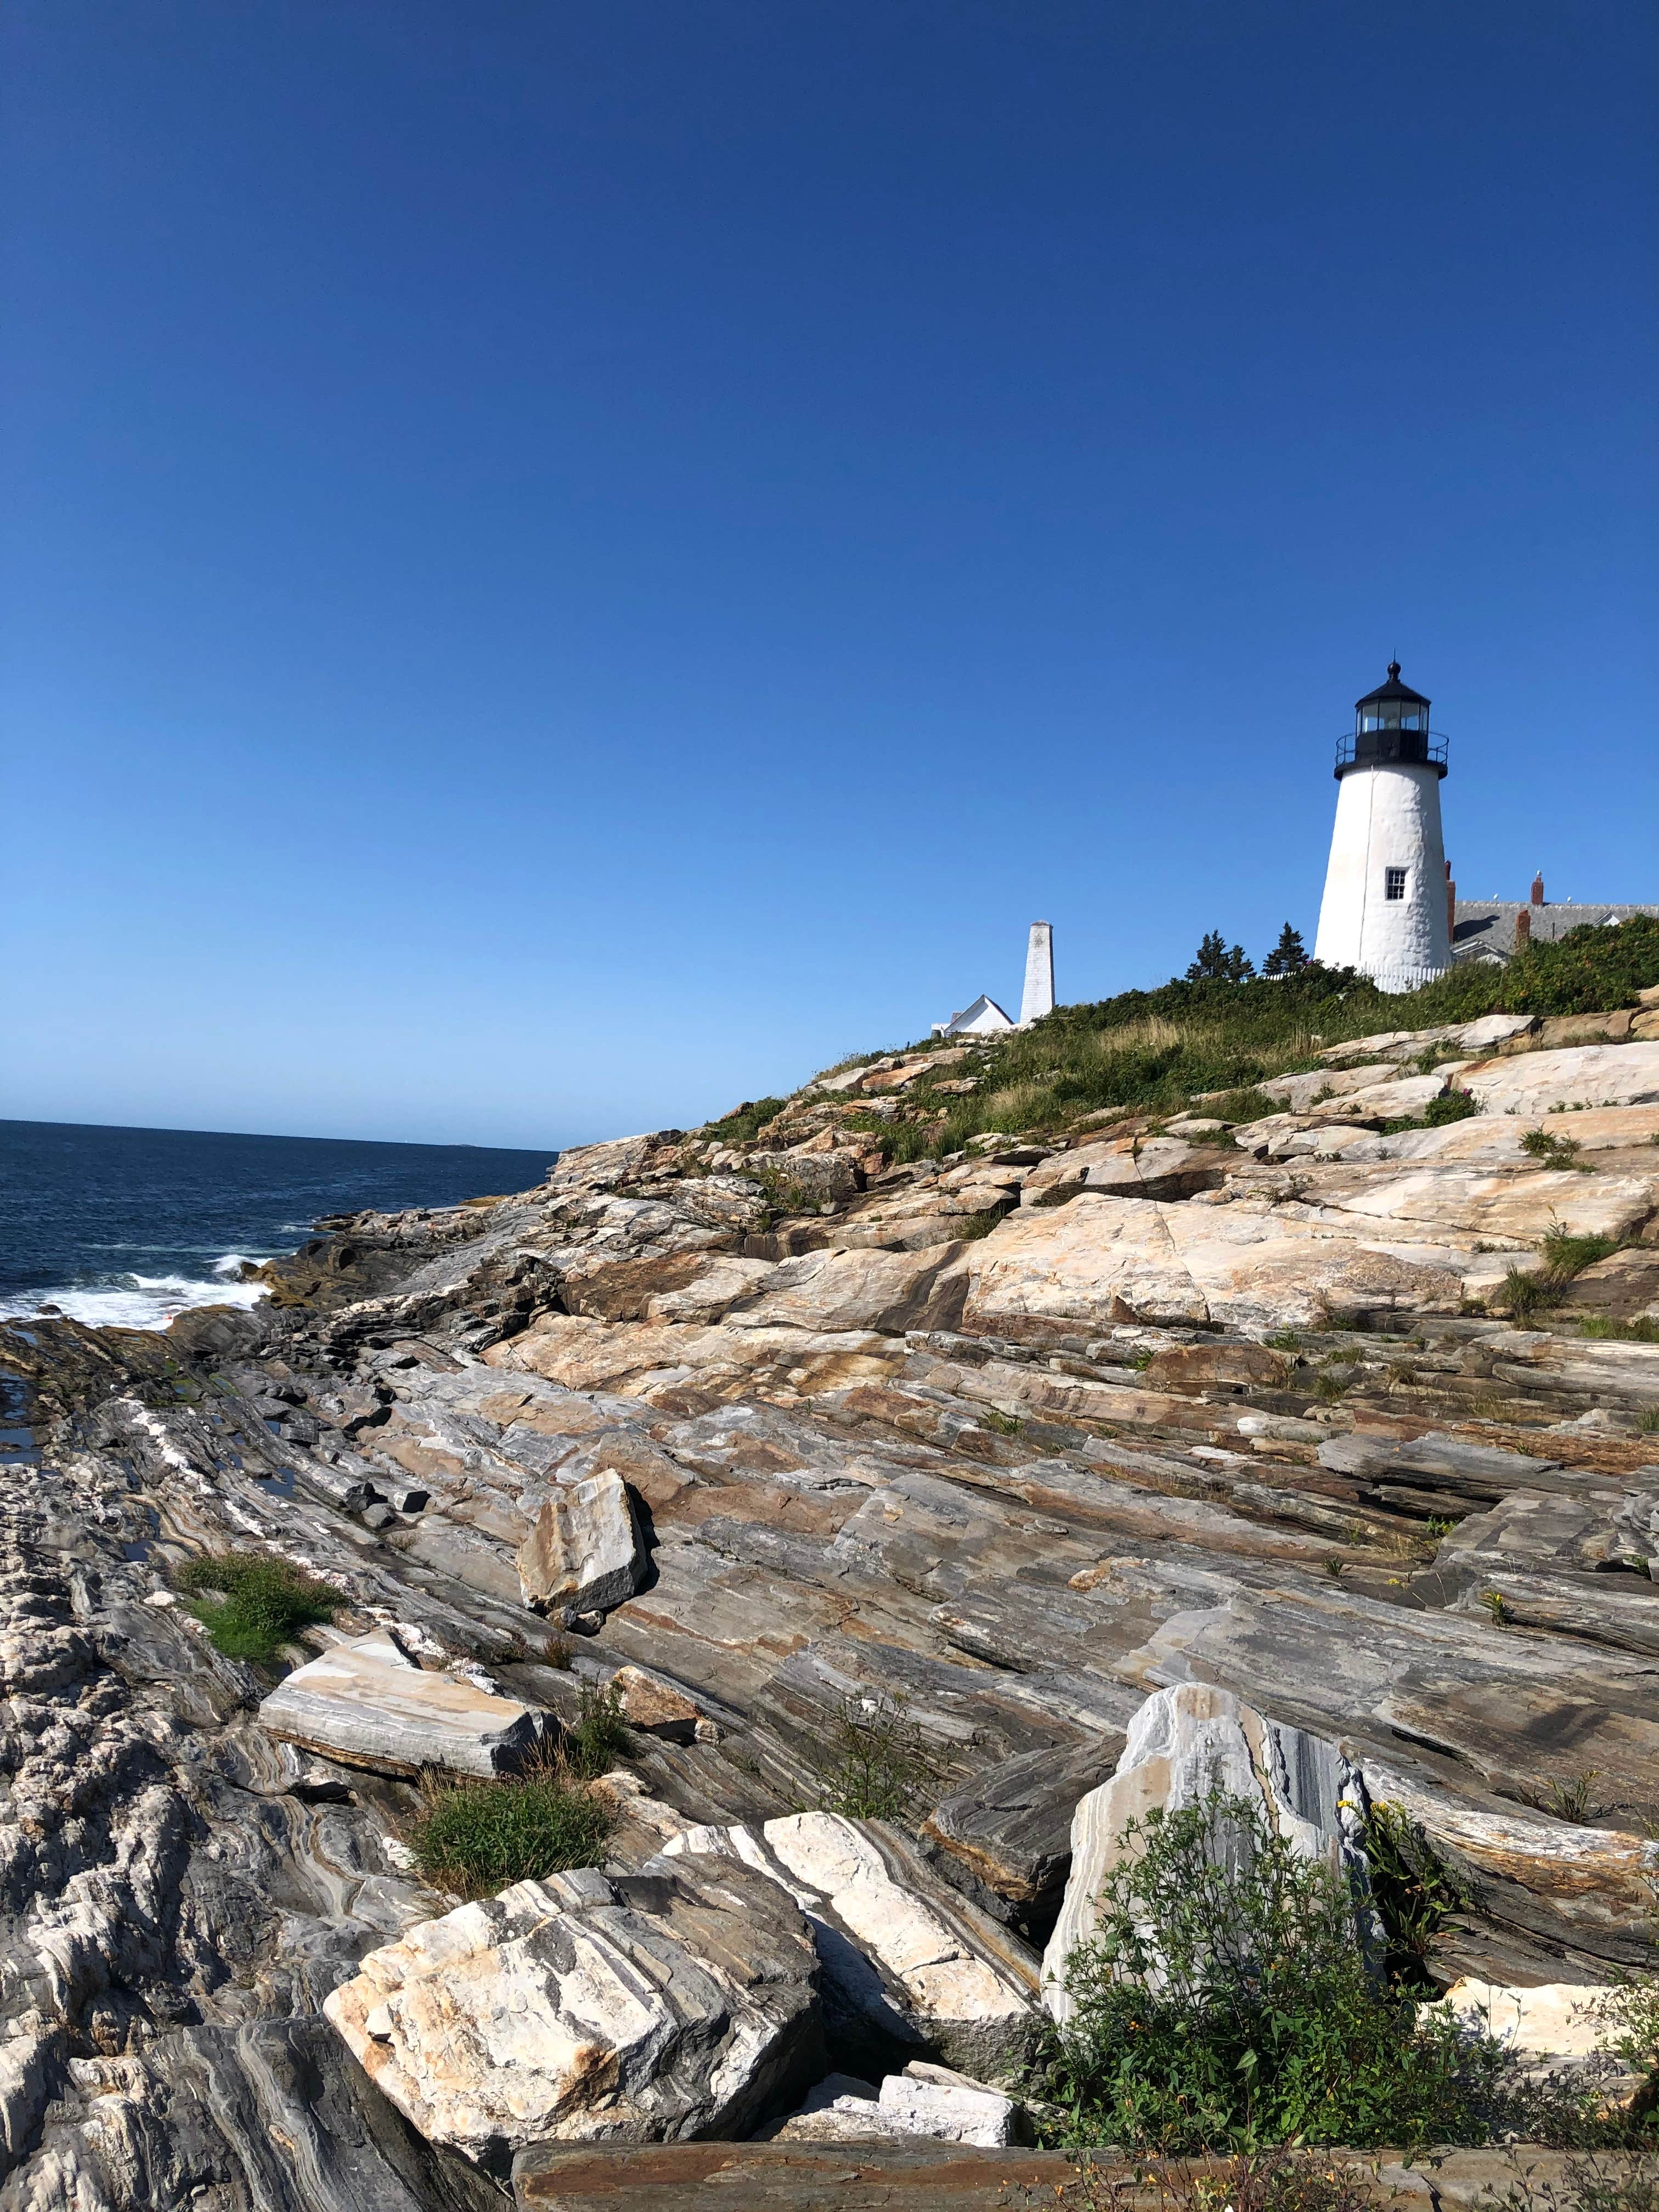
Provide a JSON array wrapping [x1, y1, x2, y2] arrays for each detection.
[[1313, 661, 1450, 991]]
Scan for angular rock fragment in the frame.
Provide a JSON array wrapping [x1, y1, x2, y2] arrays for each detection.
[[258, 1632, 543, 1778], [921, 1739, 1124, 1936], [765, 2060, 1025, 2146], [611, 1663, 703, 1741], [323, 1860, 824, 2160], [725, 1244, 970, 1336], [1042, 1683, 1373, 2023], [658, 1813, 1043, 2079], [517, 1468, 645, 1615]]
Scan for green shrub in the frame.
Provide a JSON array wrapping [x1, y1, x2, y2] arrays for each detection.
[[1361, 1802, 1465, 1990], [409, 1756, 614, 1898], [1035, 1786, 1509, 2153], [175, 1550, 341, 1666], [566, 1680, 631, 1779], [1382, 1087, 1480, 1134], [950, 1209, 1005, 1241], [1540, 1226, 1620, 1278], [794, 923, 1659, 1162], [1499, 913, 1659, 1017], [1578, 1316, 1659, 1342], [1522, 1130, 1589, 1171], [814, 1688, 936, 1823], [703, 1096, 788, 1147], [1497, 1227, 1622, 1322]]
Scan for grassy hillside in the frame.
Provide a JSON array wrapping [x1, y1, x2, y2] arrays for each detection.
[[845, 917, 1659, 1163]]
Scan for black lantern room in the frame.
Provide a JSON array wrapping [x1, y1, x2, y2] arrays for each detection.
[[1335, 662, 1448, 778]]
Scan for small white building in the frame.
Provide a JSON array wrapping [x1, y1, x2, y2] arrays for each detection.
[[934, 922, 1057, 1037], [932, 993, 1015, 1039], [1313, 662, 1451, 992]]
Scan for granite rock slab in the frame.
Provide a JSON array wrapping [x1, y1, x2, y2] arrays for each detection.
[[518, 1468, 646, 1615], [323, 1860, 825, 2160], [1042, 1683, 1373, 2023], [657, 1813, 1043, 2080], [259, 1633, 544, 1778]]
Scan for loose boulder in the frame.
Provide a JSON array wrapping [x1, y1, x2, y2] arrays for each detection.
[[323, 1860, 825, 2162], [1041, 1683, 1374, 2024], [517, 1467, 646, 1615], [765, 2059, 1025, 2146], [258, 1632, 544, 1779]]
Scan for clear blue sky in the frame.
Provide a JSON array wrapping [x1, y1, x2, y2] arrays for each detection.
[[4, 3, 1654, 1148]]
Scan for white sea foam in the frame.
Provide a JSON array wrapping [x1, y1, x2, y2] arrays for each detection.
[[0, 1260, 270, 1334]]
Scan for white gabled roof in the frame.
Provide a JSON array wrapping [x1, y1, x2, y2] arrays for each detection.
[[934, 994, 1015, 1037]]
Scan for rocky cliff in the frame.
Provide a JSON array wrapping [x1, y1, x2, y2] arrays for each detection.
[[3, 1009, 1658, 2209]]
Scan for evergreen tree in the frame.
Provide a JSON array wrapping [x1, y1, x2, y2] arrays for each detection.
[[1185, 931, 1255, 983], [1263, 922, 1310, 976]]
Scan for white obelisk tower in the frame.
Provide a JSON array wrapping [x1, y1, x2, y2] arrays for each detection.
[[1313, 661, 1450, 991], [1019, 921, 1054, 1024]]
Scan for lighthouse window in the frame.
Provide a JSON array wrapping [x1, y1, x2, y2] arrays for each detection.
[[1385, 867, 1408, 901]]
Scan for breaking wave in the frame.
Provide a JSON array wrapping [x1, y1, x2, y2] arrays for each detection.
[[0, 1259, 270, 1333]]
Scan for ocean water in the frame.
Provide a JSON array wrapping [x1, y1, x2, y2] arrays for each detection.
[[0, 1119, 557, 1331]]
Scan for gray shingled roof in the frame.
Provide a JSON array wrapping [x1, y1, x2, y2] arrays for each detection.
[[1451, 900, 1659, 965]]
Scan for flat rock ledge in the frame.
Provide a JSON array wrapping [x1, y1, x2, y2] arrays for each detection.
[[510, 2141, 1659, 2210]]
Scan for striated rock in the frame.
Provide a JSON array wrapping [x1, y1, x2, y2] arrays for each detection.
[[259, 1633, 544, 1778], [1042, 1684, 1373, 2024], [517, 1469, 646, 1616], [765, 2061, 1024, 2147], [658, 1814, 1043, 2079], [1459, 1042, 1659, 1116], [323, 1860, 824, 2162], [20, 989, 1659, 2208], [725, 1245, 970, 1336], [921, 1739, 1123, 1934], [961, 1193, 1464, 1339]]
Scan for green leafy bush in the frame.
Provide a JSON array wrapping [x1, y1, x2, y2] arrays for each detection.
[[409, 1756, 614, 1899], [814, 1688, 936, 1822], [1426, 1087, 1481, 1126], [1036, 1787, 1509, 2153], [1361, 1802, 1464, 1989], [1578, 1315, 1659, 1342], [565, 1680, 631, 1779], [832, 921, 1659, 1163], [703, 1096, 788, 1147], [1498, 913, 1659, 1016], [1522, 1130, 1589, 1170], [175, 1550, 341, 1666]]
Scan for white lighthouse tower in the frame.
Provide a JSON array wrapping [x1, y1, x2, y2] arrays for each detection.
[[1313, 661, 1450, 991]]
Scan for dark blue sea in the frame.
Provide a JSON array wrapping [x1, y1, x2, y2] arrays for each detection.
[[0, 1120, 557, 1331]]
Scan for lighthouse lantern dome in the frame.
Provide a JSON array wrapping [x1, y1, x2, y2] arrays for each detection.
[[1338, 662, 1447, 777]]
